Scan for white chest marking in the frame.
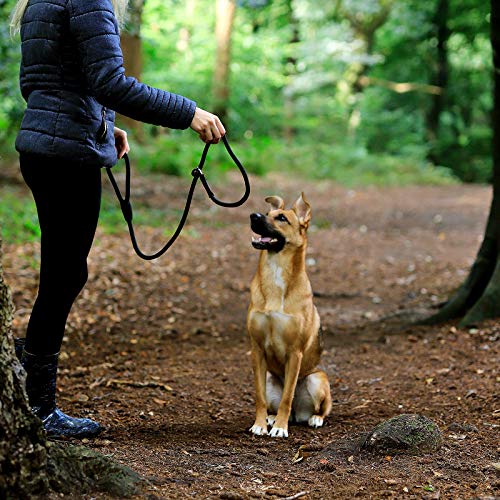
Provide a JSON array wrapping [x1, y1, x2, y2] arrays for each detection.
[[269, 259, 285, 312]]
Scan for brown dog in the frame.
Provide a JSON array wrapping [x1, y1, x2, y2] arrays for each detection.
[[247, 193, 331, 438]]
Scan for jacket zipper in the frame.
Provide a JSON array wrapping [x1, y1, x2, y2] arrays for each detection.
[[97, 107, 107, 144]]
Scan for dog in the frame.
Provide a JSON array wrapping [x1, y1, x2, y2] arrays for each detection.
[[247, 193, 331, 438]]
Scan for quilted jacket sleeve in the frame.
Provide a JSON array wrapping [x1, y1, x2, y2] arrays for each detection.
[[19, 63, 28, 102], [67, 0, 196, 129]]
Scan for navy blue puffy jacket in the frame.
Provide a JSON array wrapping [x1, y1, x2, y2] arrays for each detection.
[[16, 0, 197, 167]]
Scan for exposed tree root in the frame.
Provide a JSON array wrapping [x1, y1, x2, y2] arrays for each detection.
[[420, 198, 499, 327], [46, 442, 144, 497], [419, 237, 496, 325], [460, 254, 500, 326]]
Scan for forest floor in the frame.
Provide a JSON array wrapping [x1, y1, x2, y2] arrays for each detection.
[[3, 168, 499, 499]]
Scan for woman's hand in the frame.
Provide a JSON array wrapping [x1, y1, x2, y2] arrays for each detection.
[[190, 107, 226, 144], [114, 126, 130, 159]]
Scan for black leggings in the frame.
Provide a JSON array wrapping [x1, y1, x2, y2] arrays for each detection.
[[20, 154, 102, 355]]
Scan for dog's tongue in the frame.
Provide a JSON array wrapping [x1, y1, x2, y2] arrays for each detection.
[[259, 237, 272, 243]]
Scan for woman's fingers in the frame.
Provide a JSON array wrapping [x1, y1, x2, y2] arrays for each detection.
[[118, 138, 127, 158], [114, 127, 130, 158], [212, 116, 226, 143], [118, 140, 130, 159], [204, 127, 214, 143], [190, 107, 226, 144], [215, 116, 226, 137]]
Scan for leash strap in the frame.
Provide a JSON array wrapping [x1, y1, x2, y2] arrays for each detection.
[[105, 135, 250, 260]]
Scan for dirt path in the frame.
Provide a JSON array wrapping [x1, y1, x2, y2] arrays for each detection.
[[4, 173, 499, 499]]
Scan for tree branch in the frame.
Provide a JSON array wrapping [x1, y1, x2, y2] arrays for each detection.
[[358, 75, 443, 95]]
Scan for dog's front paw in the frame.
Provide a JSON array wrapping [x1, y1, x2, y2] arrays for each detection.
[[249, 424, 268, 436], [266, 415, 276, 427], [308, 415, 324, 428], [269, 426, 288, 438]]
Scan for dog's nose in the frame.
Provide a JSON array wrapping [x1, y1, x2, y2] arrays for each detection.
[[250, 213, 264, 222]]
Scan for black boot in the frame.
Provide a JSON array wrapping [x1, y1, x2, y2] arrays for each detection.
[[21, 350, 103, 439], [14, 337, 25, 360]]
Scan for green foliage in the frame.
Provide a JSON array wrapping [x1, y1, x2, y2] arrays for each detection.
[[0, 0, 24, 144], [0, 187, 40, 243], [371, 0, 491, 182], [99, 188, 186, 237], [131, 134, 454, 187], [259, 140, 454, 187], [0, 0, 494, 185], [131, 132, 267, 177], [0, 182, 189, 244]]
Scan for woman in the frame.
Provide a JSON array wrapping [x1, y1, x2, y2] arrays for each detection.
[[10, 0, 225, 438]]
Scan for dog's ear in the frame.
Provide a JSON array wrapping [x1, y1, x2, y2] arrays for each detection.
[[292, 192, 311, 226], [265, 195, 285, 210]]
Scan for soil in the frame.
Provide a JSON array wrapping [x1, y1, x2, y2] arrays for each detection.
[[3, 168, 499, 499]]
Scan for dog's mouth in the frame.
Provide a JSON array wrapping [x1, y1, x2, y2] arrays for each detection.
[[251, 234, 284, 251], [250, 216, 285, 252]]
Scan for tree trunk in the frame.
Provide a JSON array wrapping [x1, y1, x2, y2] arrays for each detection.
[[283, 0, 299, 143], [341, 1, 392, 95], [426, 0, 450, 143], [119, 0, 145, 138], [423, 0, 500, 327], [0, 239, 143, 497], [340, 1, 392, 135], [213, 0, 236, 125], [177, 0, 196, 57], [0, 237, 49, 498]]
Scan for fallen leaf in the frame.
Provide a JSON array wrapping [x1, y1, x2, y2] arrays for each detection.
[[292, 447, 304, 464], [448, 433, 467, 440], [353, 399, 372, 410], [106, 379, 173, 391], [436, 367, 451, 375]]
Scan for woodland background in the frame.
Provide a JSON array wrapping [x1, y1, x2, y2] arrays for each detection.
[[0, 1, 499, 498], [0, 0, 493, 193]]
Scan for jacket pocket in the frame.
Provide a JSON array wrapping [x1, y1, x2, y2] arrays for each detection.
[[96, 107, 108, 145]]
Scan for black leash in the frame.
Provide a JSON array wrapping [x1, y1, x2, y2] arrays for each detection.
[[105, 135, 250, 260]]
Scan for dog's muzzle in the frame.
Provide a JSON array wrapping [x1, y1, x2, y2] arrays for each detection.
[[250, 213, 285, 252]]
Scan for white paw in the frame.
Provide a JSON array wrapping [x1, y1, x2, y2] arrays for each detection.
[[269, 426, 288, 438], [249, 424, 268, 436], [266, 415, 276, 427], [308, 415, 324, 428]]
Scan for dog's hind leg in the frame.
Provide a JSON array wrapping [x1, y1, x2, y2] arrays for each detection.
[[269, 351, 303, 437], [266, 372, 283, 427], [293, 370, 331, 428]]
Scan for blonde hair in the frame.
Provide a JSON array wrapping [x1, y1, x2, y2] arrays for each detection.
[[10, 0, 129, 35]]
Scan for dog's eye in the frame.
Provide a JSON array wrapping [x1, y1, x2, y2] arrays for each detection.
[[275, 214, 289, 224]]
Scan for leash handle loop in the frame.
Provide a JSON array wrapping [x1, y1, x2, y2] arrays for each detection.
[[106, 135, 250, 261], [194, 136, 250, 207]]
